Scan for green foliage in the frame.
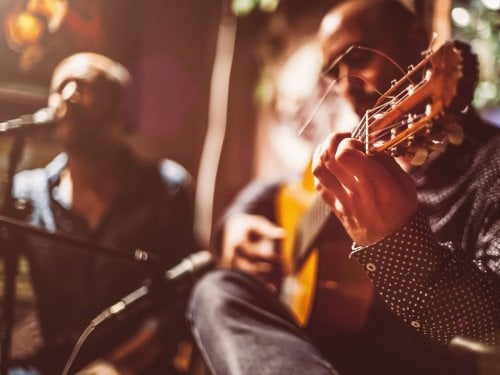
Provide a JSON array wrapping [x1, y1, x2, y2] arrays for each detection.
[[452, 0, 500, 110], [231, 0, 281, 16]]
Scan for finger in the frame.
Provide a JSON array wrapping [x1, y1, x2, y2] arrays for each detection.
[[220, 244, 236, 268], [316, 185, 353, 221], [236, 241, 281, 263], [371, 153, 416, 194], [247, 219, 285, 241], [326, 138, 369, 189], [232, 254, 283, 291], [314, 132, 350, 164], [330, 139, 414, 204], [315, 136, 365, 191], [313, 135, 356, 205], [313, 163, 350, 204], [232, 250, 279, 274]]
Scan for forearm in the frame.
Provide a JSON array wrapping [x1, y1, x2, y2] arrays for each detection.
[[352, 212, 500, 345]]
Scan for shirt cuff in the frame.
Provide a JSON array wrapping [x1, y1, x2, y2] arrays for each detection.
[[350, 211, 451, 281]]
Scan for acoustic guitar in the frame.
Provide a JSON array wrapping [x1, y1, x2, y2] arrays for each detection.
[[277, 40, 478, 327]]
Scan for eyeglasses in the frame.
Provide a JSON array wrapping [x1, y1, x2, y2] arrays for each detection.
[[322, 45, 376, 79]]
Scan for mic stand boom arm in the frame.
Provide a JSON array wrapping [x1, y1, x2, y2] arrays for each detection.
[[0, 214, 164, 268]]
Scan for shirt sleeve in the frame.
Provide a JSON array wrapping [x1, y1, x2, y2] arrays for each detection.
[[351, 211, 500, 346]]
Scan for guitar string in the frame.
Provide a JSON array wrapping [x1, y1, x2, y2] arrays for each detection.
[[363, 114, 428, 149], [308, 44, 416, 141], [351, 88, 411, 139], [351, 78, 431, 146], [297, 43, 412, 138], [357, 93, 430, 146], [353, 98, 420, 142], [349, 51, 433, 142], [301, 43, 435, 151], [297, 73, 387, 137], [352, 77, 429, 138]]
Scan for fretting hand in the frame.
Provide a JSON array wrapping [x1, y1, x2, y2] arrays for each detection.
[[220, 214, 285, 290], [312, 132, 418, 246]]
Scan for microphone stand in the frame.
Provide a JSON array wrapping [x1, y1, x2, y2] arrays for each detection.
[[0, 215, 165, 268], [0, 133, 26, 375]]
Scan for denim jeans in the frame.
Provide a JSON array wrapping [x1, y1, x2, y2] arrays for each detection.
[[187, 269, 477, 375], [187, 269, 337, 375]]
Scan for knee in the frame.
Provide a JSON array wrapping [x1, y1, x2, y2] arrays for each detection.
[[188, 269, 235, 323], [187, 269, 260, 326], [188, 269, 226, 313]]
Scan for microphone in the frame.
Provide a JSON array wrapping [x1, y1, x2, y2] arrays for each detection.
[[0, 107, 56, 135], [91, 250, 213, 327]]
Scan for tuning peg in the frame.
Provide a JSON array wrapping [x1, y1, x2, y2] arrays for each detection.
[[411, 148, 428, 165], [406, 84, 415, 96], [390, 127, 398, 139], [406, 135, 415, 146], [425, 104, 432, 116], [445, 123, 464, 145], [428, 141, 447, 153], [405, 114, 415, 129]]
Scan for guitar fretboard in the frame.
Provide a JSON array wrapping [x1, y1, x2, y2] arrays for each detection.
[[293, 197, 332, 268]]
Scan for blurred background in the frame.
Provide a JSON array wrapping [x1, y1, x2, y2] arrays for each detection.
[[0, 0, 498, 363]]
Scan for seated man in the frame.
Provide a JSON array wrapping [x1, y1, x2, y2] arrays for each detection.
[[188, 1, 500, 374], [10, 53, 198, 374]]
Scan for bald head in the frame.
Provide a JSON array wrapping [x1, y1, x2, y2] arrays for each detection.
[[50, 52, 131, 95], [319, 1, 417, 41], [49, 53, 133, 153], [319, 0, 426, 69]]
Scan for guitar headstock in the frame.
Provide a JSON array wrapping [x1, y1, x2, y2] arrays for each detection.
[[357, 40, 478, 165]]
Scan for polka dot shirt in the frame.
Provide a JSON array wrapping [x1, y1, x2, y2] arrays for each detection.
[[352, 121, 500, 346]]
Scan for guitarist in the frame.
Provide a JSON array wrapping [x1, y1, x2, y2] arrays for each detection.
[[188, 1, 500, 374]]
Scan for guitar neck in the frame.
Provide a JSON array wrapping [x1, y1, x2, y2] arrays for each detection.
[[293, 196, 331, 268]]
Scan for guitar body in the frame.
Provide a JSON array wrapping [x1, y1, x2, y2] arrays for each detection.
[[277, 164, 373, 329], [276, 165, 319, 327]]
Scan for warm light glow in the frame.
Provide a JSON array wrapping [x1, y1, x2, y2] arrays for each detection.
[[231, 0, 255, 16], [276, 42, 323, 116], [319, 12, 341, 39], [3, 0, 68, 70], [480, 0, 500, 10], [259, 0, 280, 13], [27, 0, 68, 32], [451, 7, 471, 27], [4, 10, 45, 49]]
